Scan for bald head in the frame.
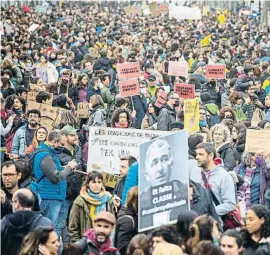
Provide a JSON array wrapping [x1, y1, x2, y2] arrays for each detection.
[[12, 188, 34, 212]]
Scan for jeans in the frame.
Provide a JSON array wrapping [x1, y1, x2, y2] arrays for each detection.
[[40, 199, 63, 228], [55, 200, 72, 239]]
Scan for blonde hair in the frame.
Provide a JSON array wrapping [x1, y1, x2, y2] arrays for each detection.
[[32, 126, 48, 148], [2, 57, 13, 69], [210, 124, 231, 145], [126, 186, 138, 213]]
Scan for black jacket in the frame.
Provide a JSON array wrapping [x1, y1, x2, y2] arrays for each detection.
[[113, 176, 126, 199], [114, 206, 138, 255], [157, 104, 176, 131], [1, 186, 13, 219], [56, 146, 85, 200], [218, 143, 236, 171], [1, 210, 52, 255]]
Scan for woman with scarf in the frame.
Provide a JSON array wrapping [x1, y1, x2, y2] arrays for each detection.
[[69, 171, 119, 243], [111, 108, 133, 129], [234, 151, 270, 211], [141, 102, 158, 130]]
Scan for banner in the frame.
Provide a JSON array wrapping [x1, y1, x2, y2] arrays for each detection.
[[117, 62, 141, 80], [138, 131, 189, 232], [87, 127, 170, 174], [158, 3, 169, 16], [27, 91, 38, 102], [245, 130, 270, 153], [168, 61, 188, 77], [149, 2, 158, 17], [169, 6, 202, 20], [119, 79, 140, 97], [154, 90, 167, 108], [206, 64, 226, 80], [174, 83, 195, 99], [77, 102, 90, 119], [184, 99, 199, 133]]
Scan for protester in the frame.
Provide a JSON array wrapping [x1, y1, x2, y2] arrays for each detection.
[[220, 229, 244, 255], [1, 188, 52, 255], [126, 234, 151, 255], [74, 211, 119, 255]]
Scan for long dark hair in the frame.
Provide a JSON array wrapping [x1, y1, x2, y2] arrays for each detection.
[[19, 227, 55, 255]]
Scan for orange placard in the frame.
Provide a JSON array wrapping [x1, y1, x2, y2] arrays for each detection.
[[119, 79, 140, 97], [206, 64, 226, 79], [168, 61, 188, 77], [117, 62, 141, 80], [174, 83, 195, 99], [154, 90, 168, 108]]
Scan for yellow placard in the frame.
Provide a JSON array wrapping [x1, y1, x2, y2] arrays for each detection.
[[218, 14, 226, 25], [200, 34, 211, 46], [184, 99, 199, 133]]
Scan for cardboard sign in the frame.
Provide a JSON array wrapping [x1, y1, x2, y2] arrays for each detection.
[[27, 91, 38, 102], [40, 117, 55, 131], [119, 79, 140, 97], [149, 2, 158, 17], [246, 130, 270, 153], [40, 104, 58, 121], [117, 62, 141, 80], [184, 99, 199, 133], [206, 65, 226, 80], [27, 101, 41, 112], [154, 90, 167, 108], [77, 102, 90, 119], [174, 83, 195, 99], [168, 61, 188, 77], [102, 172, 120, 188], [87, 127, 170, 174], [158, 4, 169, 16]]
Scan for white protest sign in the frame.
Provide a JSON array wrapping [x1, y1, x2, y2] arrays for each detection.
[[169, 6, 202, 20], [138, 130, 189, 232], [28, 24, 39, 32], [87, 127, 169, 174]]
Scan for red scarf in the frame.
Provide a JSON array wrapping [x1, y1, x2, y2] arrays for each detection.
[[115, 122, 129, 128], [1, 110, 7, 121]]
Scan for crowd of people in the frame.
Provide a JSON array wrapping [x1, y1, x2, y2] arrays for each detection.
[[1, 1, 270, 255]]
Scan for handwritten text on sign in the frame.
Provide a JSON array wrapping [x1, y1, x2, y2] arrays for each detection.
[[119, 79, 140, 97], [117, 62, 141, 80], [174, 83, 195, 99], [155, 90, 168, 108], [168, 61, 189, 77], [206, 64, 226, 79], [245, 129, 270, 153], [77, 102, 90, 119]]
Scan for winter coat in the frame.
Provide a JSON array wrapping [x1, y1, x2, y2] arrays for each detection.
[[121, 162, 138, 205], [69, 194, 116, 243], [86, 85, 101, 102], [235, 75, 254, 93], [114, 206, 138, 255], [1, 186, 13, 219], [234, 143, 245, 165], [221, 90, 230, 108], [75, 229, 120, 255], [265, 107, 270, 121], [93, 58, 113, 72], [36, 62, 59, 83], [243, 231, 270, 255], [235, 162, 270, 205], [201, 166, 236, 216], [113, 176, 126, 199], [56, 146, 85, 201], [33, 142, 72, 201], [1, 210, 52, 255], [242, 96, 264, 121], [217, 143, 236, 171], [85, 106, 107, 127], [204, 103, 220, 127], [141, 113, 158, 130], [129, 95, 147, 129], [11, 125, 28, 157], [157, 104, 176, 131]]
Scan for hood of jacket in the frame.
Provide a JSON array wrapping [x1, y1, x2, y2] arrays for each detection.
[[161, 103, 176, 114], [2, 211, 43, 238], [83, 229, 118, 253], [217, 142, 233, 153], [204, 103, 219, 115], [98, 57, 111, 67], [117, 205, 137, 218]]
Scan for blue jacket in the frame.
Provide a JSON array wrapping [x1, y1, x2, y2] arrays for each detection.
[[33, 142, 67, 201], [11, 125, 27, 157], [121, 162, 138, 205]]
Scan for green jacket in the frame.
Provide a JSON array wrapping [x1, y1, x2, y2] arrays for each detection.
[[101, 86, 114, 106], [233, 106, 247, 121]]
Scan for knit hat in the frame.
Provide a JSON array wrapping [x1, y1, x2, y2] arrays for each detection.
[[94, 211, 116, 225], [153, 243, 183, 255], [169, 121, 184, 131], [200, 92, 211, 103], [188, 134, 204, 158]]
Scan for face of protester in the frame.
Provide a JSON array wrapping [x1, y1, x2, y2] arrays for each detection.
[[2, 164, 21, 190], [152, 236, 166, 249], [118, 112, 128, 125], [199, 109, 207, 121], [119, 159, 129, 177], [232, 127, 238, 140], [224, 111, 233, 119], [81, 76, 89, 86], [67, 134, 78, 147], [37, 79, 44, 87], [88, 177, 103, 194], [146, 146, 173, 186], [28, 113, 40, 127], [246, 209, 265, 235], [93, 221, 113, 245], [45, 231, 60, 255], [265, 96, 270, 107], [36, 128, 47, 142], [148, 104, 155, 114], [213, 128, 225, 145], [264, 122, 270, 130], [148, 79, 156, 87], [196, 148, 213, 170], [103, 77, 110, 86], [19, 92, 27, 101], [221, 236, 242, 255], [85, 62, 92, 72], [13, 98, 23, 110], [40, 56, 46, 64]]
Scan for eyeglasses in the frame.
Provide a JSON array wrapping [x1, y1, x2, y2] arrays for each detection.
[[28, 114, 40, 118], [2, 173, 18, 178]]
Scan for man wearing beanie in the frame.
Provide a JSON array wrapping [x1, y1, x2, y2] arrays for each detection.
[[75, 211, 120, 255]]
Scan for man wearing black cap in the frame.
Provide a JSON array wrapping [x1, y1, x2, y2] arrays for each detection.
[[147, 75, 159, 98], [75, 211, 120, 255]]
